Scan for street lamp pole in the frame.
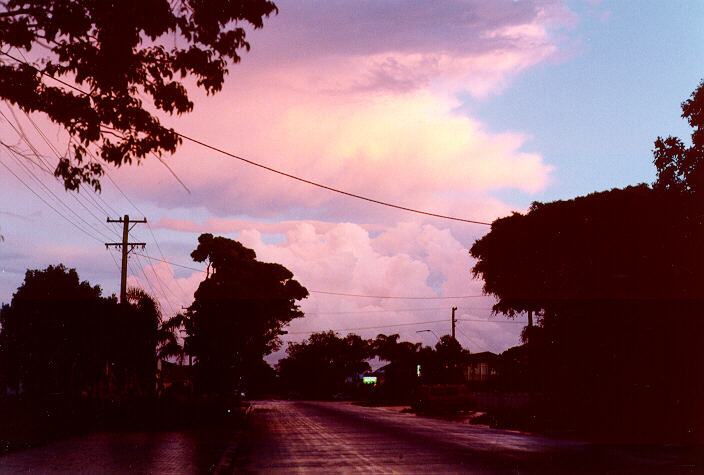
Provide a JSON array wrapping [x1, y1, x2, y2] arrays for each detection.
[[416, 329, 440, 341]]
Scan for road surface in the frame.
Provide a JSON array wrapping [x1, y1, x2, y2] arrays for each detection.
[[0, 401, 695, 473], [241, 400, 697, 473], [0, 429, 235, 473]]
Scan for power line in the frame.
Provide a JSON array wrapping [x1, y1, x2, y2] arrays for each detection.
[[132, 253, 177, 314], [0, 107, 120, 240], [283, 318, 449, 335], [0, 51, 492, 226], [3, 147, 115, 241], [107, 247, 123, 273], [1, 105, 185, 309], [16, 107, 122, 228], [305, 306, 449, 315], [459, 318, 525, 324], [135, 252, 205, 272], [0, 155, 103, 243], [133, 252, 182, 316], [144, 220, 188, 297], [308, 304, 496, 315], [311, 290, 487, 299], [134, 252, 492, 300], [176, 132, 492, 225]]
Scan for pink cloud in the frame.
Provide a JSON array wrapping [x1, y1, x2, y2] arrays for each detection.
[[127, 221, 524, 361], [99, 0, 571, 221], [127, 259, 204, 318], [1, 0, 568, 347], [3, 1, 569, 228], [154, 216, 385, 236], [112, 90, 551, 222]]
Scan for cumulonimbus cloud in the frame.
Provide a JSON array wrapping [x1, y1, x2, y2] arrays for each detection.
[[109, 0, 570, 220], [127, 221, 525, 361]]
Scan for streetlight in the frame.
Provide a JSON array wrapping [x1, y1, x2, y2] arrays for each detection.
[[415, 330, 439, 379], [416, 329, 439, 341]]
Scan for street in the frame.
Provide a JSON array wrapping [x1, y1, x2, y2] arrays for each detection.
[[0, 429, 236, 473], [241, 400, 697, 473], [0, 400, 697, 473]]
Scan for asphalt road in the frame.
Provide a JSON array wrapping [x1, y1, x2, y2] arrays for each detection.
[[240, 400, 697, 473], [0, 429, 235, 473]]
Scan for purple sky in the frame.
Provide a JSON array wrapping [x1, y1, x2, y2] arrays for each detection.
[[1, 0, 702, 362]]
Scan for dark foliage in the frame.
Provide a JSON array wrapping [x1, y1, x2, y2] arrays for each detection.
[[0, 0, 277, 190], [0, 264, 103, 397], [277, 332, 474, 401], [653, 79, 704, 197], [471, 186, 704, 442], [278, 331, 372, 399], [469, 81, 704, 442], [0, 265, 164, 400], [472, 185, 701, 316], [370, 333, 423, 400], [176, 233, 308, 394]]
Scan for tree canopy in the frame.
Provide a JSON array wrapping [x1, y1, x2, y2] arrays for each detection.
[[0, 265, 166, 399], [278, 331, 371, 399], [653, 79, 704, 196], [468, 80, 704, 443], [277, 332, 474, 400], [0, 0, 277, 191], [470, 184, 701, 317], [180, 233, 308, 393]]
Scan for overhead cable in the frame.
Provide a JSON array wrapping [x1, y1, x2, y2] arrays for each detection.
[[0, 51, 492, 226], [134, 252, 490, 301]]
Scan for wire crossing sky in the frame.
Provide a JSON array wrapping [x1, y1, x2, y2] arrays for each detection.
[[1, 0, 702, 359]]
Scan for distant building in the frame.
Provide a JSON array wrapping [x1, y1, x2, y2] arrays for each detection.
[[465, 351, 499, 382], [156, 359, 194, 397]]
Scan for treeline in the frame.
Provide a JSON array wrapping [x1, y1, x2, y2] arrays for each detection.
[[0, 265, 168, 401], [0, 264, 181, 453], [277, 332, 471, 401], [0, 234, 308, 452]]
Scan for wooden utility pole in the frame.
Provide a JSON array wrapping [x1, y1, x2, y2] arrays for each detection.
[[451, 306, 457, 340], [106, 214, 146, 304]]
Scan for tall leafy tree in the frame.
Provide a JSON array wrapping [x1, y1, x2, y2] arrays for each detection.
[[0, 265, 169, 399], [469, 82, 704, 442], [182, 233, 308, 393], [470, 185, 703, 441], [0, 264, 104, 397], [0, 0, 277, 191], [370, 333, 425, 400]]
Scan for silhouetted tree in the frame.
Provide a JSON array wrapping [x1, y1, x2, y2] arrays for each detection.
[[470, 81, 704, 442], [180, 234, 308, 394], [0, 0, 277, 191], [370, 334, 424, 401], [0, 265, 170, 400], [372, 333, 422, 364], [278, 331, 371, 399], [0, 264, 104, 397], [470, 186, 703, 441], [157, 312, 187, 364], [120, 287, 164, 397], [653, 79, 704, 196]]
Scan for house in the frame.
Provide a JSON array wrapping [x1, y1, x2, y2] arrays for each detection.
[[465, 351, 499, 382]]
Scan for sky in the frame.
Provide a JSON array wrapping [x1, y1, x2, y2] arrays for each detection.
[[0, 0, 702, 364]]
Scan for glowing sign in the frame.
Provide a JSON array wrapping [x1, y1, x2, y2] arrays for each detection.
[[362, 376, 377, 384]]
